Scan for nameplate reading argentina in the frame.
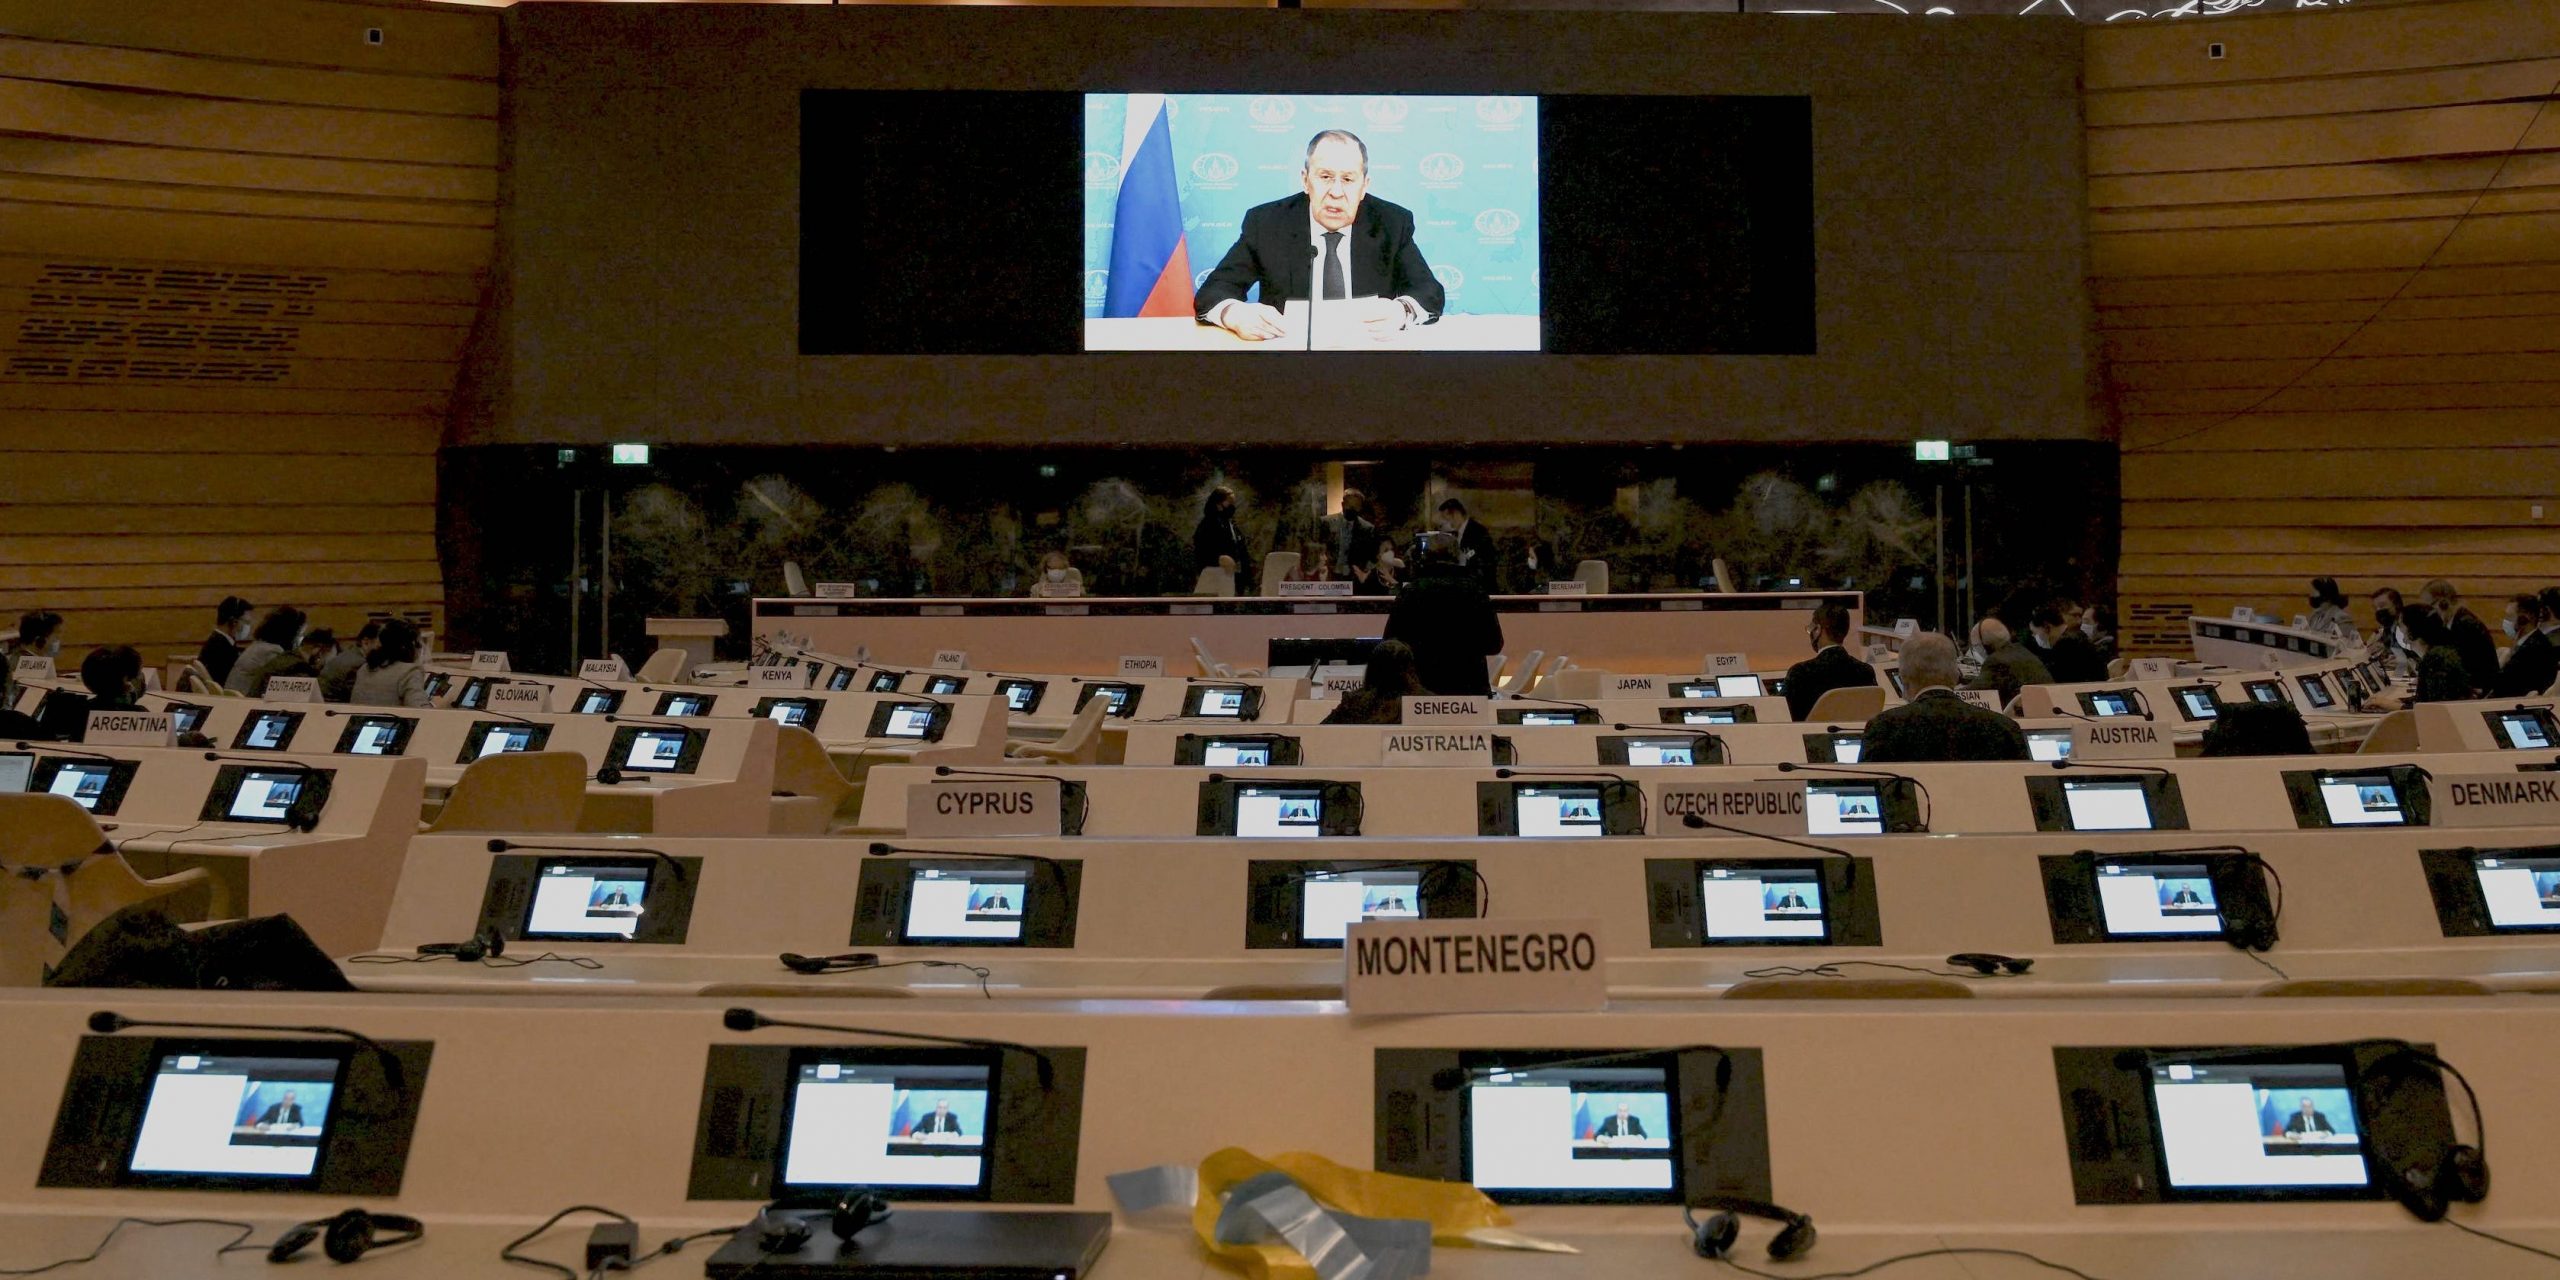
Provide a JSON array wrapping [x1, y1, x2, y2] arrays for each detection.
[[85, 710, 174, 748], [908, 777, 1067, 838], [2429, 774, 2560, 828], [1345, 916, 1607, 1015]]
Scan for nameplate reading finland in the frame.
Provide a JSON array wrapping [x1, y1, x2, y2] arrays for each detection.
[[753, 665, 808, 688], [85, 710, 174, 748], [2429, 774, 2560, 828], [470, 650, 510, 672], [488, 683, 549, 711], [579, 658, 629, 682], [1402, 696, 1492, 726], [2069, 721, 2172, 761], [1381, 729, 1494, 766], [263, 676, 321, 703], [1345, 917, 1607, 1015], [932, 649, 969, 670], [1651, 784, 1808, 837], [908, 778, 1064, 838]]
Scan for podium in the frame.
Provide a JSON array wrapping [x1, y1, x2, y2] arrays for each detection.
[[644, 617, 728, 676]]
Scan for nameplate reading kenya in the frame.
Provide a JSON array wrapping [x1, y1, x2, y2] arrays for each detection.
[[1345, 916, 1607, 1014]]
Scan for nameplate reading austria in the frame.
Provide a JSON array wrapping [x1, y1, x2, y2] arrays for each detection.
[[908, 778, 1066, 838], [2069, 721, 2172, 761], [1345, 916, 1607, 1014]]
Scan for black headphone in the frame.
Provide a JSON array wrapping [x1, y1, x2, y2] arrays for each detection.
[[2363, 1044, 2490, 1222], [417, 926, 505, 964], [780, 951, 879, 975], [1946, 952, 2033, 976], [1684, 1197, 1815, 1262], [753, 1190, 892, 1252], [266, 1209, 424, 1264]]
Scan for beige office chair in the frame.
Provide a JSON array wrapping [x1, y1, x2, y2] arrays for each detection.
[[421, 750, 589, 833], [1190, 637, 1231, 679], [2356, 710, 2420, 755], [1006, 696, 1110, 765], [182, 659, 241, 697], [1724, 977, 1974, 1000], [635, 649, 689, 684], [1486, 654, 1509, 686], [783, 560, 811, 597], [2251, 978, 2492, 999], [769, 726, 859, 834], [0, 795, 215, 986], [1192, 567, 1236, 597], [1711, 558, 1739, 594], [1258, 552, 1299, 597], [1495, 650, 1546, 697], [2105, 657, 2132, 680], [1573, 560, 1609, 595], [1804, 686, 1886, 724], [1540, 668, 1612, 700]]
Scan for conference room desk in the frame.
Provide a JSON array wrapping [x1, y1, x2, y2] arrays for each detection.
[[1084, 313, 1540, 351], [1283, 695, 1798, 727]]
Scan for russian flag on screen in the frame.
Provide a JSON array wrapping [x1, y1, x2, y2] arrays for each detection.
[[1104, 94, 1195, 319]]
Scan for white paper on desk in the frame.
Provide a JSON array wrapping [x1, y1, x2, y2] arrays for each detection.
[[1281, 298, 1400, 350], [1462, 1227, 1581, 1253]]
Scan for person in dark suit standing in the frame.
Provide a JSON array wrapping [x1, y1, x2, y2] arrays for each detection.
[[1194, 130, 1446, 342], [2028, 603, 2107, 685], [1962, 618, 2052, 712], [1193, 487, 1248, 578], [1434, 499, 1496, 586], [2422, 579, 2499, 697], [197, 596, 253, 687], [1864, 634, 2030, 763], [1382, 536, 1503, 697], [1323, 490, 1381, 584], [2492, 591, 2558, 698], [1784, 603, 1879, 722]]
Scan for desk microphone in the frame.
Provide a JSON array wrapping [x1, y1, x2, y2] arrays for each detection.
[[1497, 694, 1597, 713], [721, 1007, 1054, 1090], [88, 1010, 407, 1107], [865, 841, 1068, 892], [1677, 813, 1860, 892], [17, 740, 119, 764], [928, 766, 1090, 836], [1430, 1045, 1731, 1095], [1492, 768, 1645, 834], [486, 838, 689, 883]]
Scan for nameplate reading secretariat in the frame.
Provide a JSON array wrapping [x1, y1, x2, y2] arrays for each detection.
[[2429, 774, 2560, 828], [263, 676, 321, 703], [1544, 580, 1589, 596], [1650, 784, 1807, 837], [85, 711, 174, 748], [1402, 696, 1492, 726], [1381, 730, 1493, 766], [1345, 917, 1606, 1015], [2069, 721, 2172, 761], [814, 582, 860, 599], [908, 778, 1065, 838]]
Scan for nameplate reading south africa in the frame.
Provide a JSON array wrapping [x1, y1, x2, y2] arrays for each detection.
[[1345, 916, 1607, 1014]]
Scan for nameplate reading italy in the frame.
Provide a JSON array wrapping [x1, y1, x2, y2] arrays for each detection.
[[1651, 783, 1808, 837], [2069, 720, 2172, 761], [488, 682, 549, 712], [2429, 774, 2560, 828], [580, 657, 629, 682], [2130, 658, 2178, 682], [1345, 916, 1606, 1015], [470, 650, 510, 672], [85, 710, 174, 748], [1402, 696, 1492, 726], [1381, 729, 1493, 766], [264, 676, 321, 704], [907, 777, 1065, 838]]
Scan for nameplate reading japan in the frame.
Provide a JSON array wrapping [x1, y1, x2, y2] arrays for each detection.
[[2429, 774, 2560, 828], [1381, 730, 1494, 766], [1608, 675, 1665, 698], [488, 683, 549, 712], [470, 650, 510, 672], [753, 665, 809, 689], [579, 658, 629, 682], [2069, 721, 2172, 761], [85, 711, 175, 748], [931, 649, 969, 670], [1345, 917, 1606, 1015], [1652, 784, 1807, 837], [907, 778, 1065, 838], [1402, 696, 1493, 726], [263, 676, 321, 704]]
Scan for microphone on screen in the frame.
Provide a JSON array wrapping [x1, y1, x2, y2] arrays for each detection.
[[486, 838, 689, 884], [1429, 1045, 1732, 1095], [720, 1007, 1055, 1090], [865, 841, 1069, 894], [88, 1011, 408, 1111]]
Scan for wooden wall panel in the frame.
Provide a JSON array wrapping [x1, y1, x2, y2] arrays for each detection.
[[2091, 0, 2560, 649], [0, 0, 496, 663]]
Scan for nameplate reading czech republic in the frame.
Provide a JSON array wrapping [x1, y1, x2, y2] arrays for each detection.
[[1345, 916, 1607, 1015], [1650, 783, 1808, 837]]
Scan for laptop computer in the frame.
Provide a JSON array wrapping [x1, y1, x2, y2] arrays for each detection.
[[703, 1209, 1111, 1280]]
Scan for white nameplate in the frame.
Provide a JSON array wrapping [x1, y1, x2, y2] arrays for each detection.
[[1380, 729, 1495, 766], [1118, 654, 1167, 677], [1955, 690, 2000, 710], [1894, 618, 1920, 637], [932, 649, 969, 670], [2429, 774, 2560, 828], [1544, 580, 1589, 596], [2069, 721, 2173, 761], [754, 665, 811, 689], [814, 582, 860, 599], [85, 710, 174, 748], [470, 650, 510, 672], [1704, 652, 1752, 677], [1318, 673, 1365, 700], [1651, 783, 1808, 837], [263, 676, 321, 703], [907, 778, 1064, 838], [2129, 658, 2177, 682], [1345, 916, 1606, 1015], [580, 657, 630, 683], [1402, 696, 1492, 725], [1276, 580, 1354, 598], [142, 668, 162, 691], [12, 655, 53, 680], [1029, 581, 1083, 599], [1607, 675, 1665, 698], [488, 682, 550, 713]]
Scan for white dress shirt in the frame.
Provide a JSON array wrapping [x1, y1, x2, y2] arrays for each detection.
[[1203, 207, 1430, 330]]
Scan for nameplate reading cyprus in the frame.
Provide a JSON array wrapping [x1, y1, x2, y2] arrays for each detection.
[[1345, 916, 1606, 1015], [85, 711, 174, 748], [1402, 696, 1492, 726], [1651, 783, 1807, 837], [2069, 721, 2172, 761], [1381, 729, 1493, 766], [2429, 774, 2560, 829], [908, 777, 1065, 838]]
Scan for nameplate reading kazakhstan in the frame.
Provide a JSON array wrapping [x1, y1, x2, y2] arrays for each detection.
[[2429, 774, 2560, 828], [1650, 783, 1808, 837], [2130, 658, 2178, 682], [2069, 721, 2172, 761], [1608, 675, 1665, 698], [753, 665, 810, 689], [1704, 653, 1752, 677], [1118, 655, 1166, 677], [1317, 673, 1364, 700], [1345, 916, 1606, 1015], [580, 657, 629, 682], [1544, 580, 1589, 596], [263, 676, 321, 703], [470, 650, 510, 672], [814, 582, 860, 599], [1276, 580, 1354, 598], [1402, 696, 1492, 725], [1381, 729, 1494, 766], [908, 778, 1064, 838], [931, 649, 969, 670], [488, 682, 549, 712], [12, 655, 53, 679], [85, 711, 174, 748]]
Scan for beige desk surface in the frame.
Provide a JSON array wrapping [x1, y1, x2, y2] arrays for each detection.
[[1084, 313, 1539, 352]]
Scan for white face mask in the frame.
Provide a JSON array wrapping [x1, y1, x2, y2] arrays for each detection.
[[2504, 618, 2522, 639], [1045, 569, 1068, 582], [2080, 620, 2098, 639]]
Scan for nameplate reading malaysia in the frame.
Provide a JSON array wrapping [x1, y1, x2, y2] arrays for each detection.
[[85, 710, 174, 748], [1704, 653, 1752, 677], [753, 665, 809, 689], [1345, 917, 1606, 1015], [470, 650, 510, 672], [580, 657, 629, 682], [2429, 774, 2560, 828], [1651, 783, 1807, 837], [1118, 655, 1167, 677], [1607, 675, 1665, 698], [813, 582, 860, 599], [263, 676, 321, 703], [1544, 580, 1589, 596], [13, 655, 53, 679], [488, 682, 549, 713], [2068, 721, 2172, 761], [2130, 658, 2178, 682], [1402, 696, 1493, 726], [1276, 580, 1354, 598], [907, 778, 1065, 838], [1381, 729, 1495, 766], [931, 649, 968, 670]]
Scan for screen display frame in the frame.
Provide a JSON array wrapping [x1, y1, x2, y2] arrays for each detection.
[[1181, 683, 1262, 720], [897, 863, 1036, 946], [2139, 1050, 2376, 1203], [1074, 682, 1142, 718], [196, 764, 333, 827], [2485, 708, 2558, 751], [32, 755, 139, 816], [606, 724, 708, 775], [333, 714, 417, 757], [773, 1047, 1001, 1201], [230, 709, 305, 753], [571, 688, 626, 715], [865, 700, 950, 741], [518, 857, 660, 942], [1695, 861, 1830, 945], [456, 720, 554, 763], [1456, 1052, 1685, 1206], [994, 678, 1046, 714], [752, 696, 824, 729], [117, 1039, 354, 1192], [655, 691, 716, 717]]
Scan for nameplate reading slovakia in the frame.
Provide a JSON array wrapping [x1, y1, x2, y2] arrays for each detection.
[[1402, 696, 1492, 726], [1609, 675, 1665, 698], [1544, 580, 1589, 596], [1345, 916, 1606, 1015], [2068, 721, 2172, 761], [908, 778, 1065, 838], [263, 676, 321, 704], [580, 658, 629, 682], [85, 711, 174, 748], [13, 655, 53, 679], [931, 649, 968, 670], [753, 665, 809, 689], [1118, 655, 1166, 677], [470, 650, 510, 672], [1651, 784, 1808, 837], [1276, 580, 1354, 598], [1381, 730, 1494, 766], [488, 683, 549, 712], [1704, 653, 1752, 677], [2429, 774, 2560, 829]]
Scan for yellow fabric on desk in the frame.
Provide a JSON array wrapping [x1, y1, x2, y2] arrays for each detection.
[[1190, 1147, 1511, 1280]]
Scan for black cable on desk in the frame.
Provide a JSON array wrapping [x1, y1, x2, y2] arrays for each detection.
[[0, 1218, 257, 1277]]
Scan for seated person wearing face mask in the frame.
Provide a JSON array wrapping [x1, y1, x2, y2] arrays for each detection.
[[35, 645, 146, 744], [2492, 590, 2560, 698], [1030, 550, 1084, 598]]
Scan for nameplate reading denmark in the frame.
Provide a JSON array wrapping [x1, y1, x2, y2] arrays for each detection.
[[12, 655, 53, 679], [1402, 696, 1492, 725], [1607, 675, 1664, 698], [580, 658, 629, 682], [1704, 653, 1752, 677], [1276, 580, 1354, 598], [2429, 774, 2560, 828], [753, 665, 809, 689], [85, 711, 174, 748], [1345, 917, 1606, 1015], [470, 650, 510, 672], [1544, 580, 1589, 596], [1651, 784, 1808, 837], [907, 778, 1064, 838], [488, 683, 549, 712], [263, 676, 321, 703], [2069, 721, 2173, 761], [932, 649, 968, 670], [1118, 655, 1166, 677], [1381, 729, 1494, 766]]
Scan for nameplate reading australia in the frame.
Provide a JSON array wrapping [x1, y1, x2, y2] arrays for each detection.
[[2429, 774, 2560, 829], [1402, 696, 1492, 726], [85, 710, 174, 748], [931, 649, 968, 670], [488, 682, 550, 712], [1381, 729, 1494, 766], [1607, 675, 1665, 698], [1650, 783, 1808, 837], [2069, 721, 2172, 761], [263, 676, 321, 704], [470, 650, 511, 672], [1704, 653, 1752, 677], [1345, 916, 1606, 1015], [908, 778, 1065, 838], [579, 658, 629, 682], [753, 665, 810, 689]]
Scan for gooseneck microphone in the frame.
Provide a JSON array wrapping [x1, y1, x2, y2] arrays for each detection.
[[721, 1007, 1055, 1090], [2048, 758, 2175, 778], [1430, 1044, 1732, 1095], [486, 838, 689, 883], [88, 1010, 408, 1106], [866, 841, 1068, 892]]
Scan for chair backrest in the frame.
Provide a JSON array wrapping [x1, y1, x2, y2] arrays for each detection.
[[1540, 668, 1611, 700], [635, 649, 689, 684], [1495, 649, 1547, 697], [1044, 696, 1113, 763], [1258, 552, 1300, 597], [1711, 558, 1738, 594], [424, 750, 590, 833], [1805, 686, 1887, 724], [1191, 637, 1233, 679], [1527, 654, 1570, 693], [2250, 977, 2492, 998], [783, 560, 811, 597], [2356, 710, 2420, 755], [771, 727, 855, 809], [0, 796, 213, 986], [1573, 560, 1609, 594], [1193, 567, 1236, 598], [1724, 977, 1974, 1000], [1486, 654, 1508, 684], [0, 792, 112, 871]]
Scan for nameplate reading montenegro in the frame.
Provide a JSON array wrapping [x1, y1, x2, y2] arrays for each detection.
[[1345, 916, 1607, 1014]]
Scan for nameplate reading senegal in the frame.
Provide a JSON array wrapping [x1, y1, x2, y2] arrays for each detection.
[[753, 665, 809, 688], [1650, 784, 1808, 837], [2429, 774, 2560, 828], [1402, 696, 1492, 725], [488, 682, 550, 712], [263, 676, 321, 704], [2069, 721, 2172, 761], [1608, 675, 1665, 698], [931, 649, 969, 670], [1704, 653, 1752, 677], [85, 711, 174, 748], [908, 778, 1064, 838], [1381, 729, 1494, 766], [579, 657, 629, 682], [1345, 916, 1606, 1015], [470, 650, 510, 672]]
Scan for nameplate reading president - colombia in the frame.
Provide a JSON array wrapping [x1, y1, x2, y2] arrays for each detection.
[[1345, 916, 1606, 1014]]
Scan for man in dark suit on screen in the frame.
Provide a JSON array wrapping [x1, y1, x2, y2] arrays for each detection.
[[1194, 130, 1445, 342]]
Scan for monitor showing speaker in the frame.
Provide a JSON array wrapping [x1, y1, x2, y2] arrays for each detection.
[[2040, 851, 2275, 947], [476, 852, 703, 946], [849, 856, 1081, 948], [1196, 779, 1362, 838], [1643, 858, 1879, 948], [1244, 859, 1479, 948]]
